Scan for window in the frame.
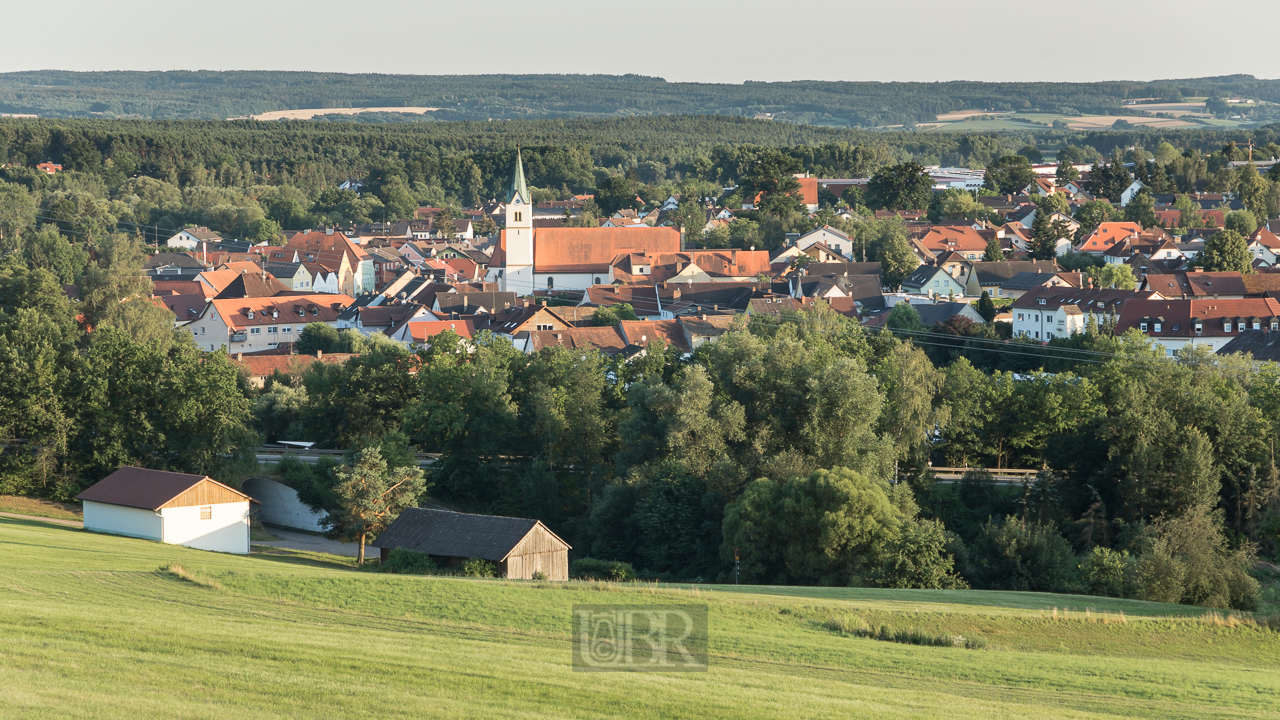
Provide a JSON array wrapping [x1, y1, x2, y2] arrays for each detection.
[[514, 212, 522, 222], [547, 277, 554, 289], [1224, 322, 1233, 332], [536, 323, 553, 331], [199, 327, 205, 335], [1254, 321, 1262, 330], [268, 326, 277, 334], [1037, 298, 1047, 305], [933, 280, 940, 287], [1034, 314, 1039, 321], [1017, 313, 1023, 321], [594, 277, 601, 285], [1046, 314, 1054, 323], [1154, 323, 1162, 333], [1195, 322, 1203, 333], [250, 328, 261, 335], [282, 326, 292, 334], [200, 506, 212, 520], [1140, 322, 1148, 332]]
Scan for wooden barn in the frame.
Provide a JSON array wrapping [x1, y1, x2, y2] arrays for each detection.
[[76, 466, 259, 554], [373, 508, 570, 581]]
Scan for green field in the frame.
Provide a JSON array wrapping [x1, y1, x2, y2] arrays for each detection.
[[3, 517, 1278, 719]]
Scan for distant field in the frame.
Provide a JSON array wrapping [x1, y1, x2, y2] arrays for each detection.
[[919, 111, 1203, 132], [248, 106, 440, 121], [3, 517, 1278, 719], [0, 495, 81, 520]]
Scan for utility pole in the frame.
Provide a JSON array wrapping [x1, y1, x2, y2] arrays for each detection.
[[734, 548, 740, 585]]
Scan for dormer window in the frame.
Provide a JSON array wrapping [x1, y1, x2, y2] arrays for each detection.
[[1154, 323, 1162, 333], [1037, 298, 1046, 305], [1224, 322, 1232, 332], [247, 311, 254, 319], [1140, 322, 1148, 332], [1195, 322, 1203, 333]]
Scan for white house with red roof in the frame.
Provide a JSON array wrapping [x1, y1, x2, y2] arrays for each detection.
[[186, 294, 353, 353], [1075, 222, 1144, 255], [1115, 297, 1280, 354]]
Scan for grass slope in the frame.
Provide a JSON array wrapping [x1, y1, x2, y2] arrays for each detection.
[[2, 517, 1278, 719]]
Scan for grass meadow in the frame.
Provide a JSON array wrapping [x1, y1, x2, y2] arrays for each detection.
[[2, 516, 1279, 719]]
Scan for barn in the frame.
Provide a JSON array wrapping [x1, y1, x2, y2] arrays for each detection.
[[76, 467, 259, 554], [373, 508, 570, 580]]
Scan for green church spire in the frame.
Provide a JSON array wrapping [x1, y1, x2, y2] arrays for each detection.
[[508, 148, 530, 204]]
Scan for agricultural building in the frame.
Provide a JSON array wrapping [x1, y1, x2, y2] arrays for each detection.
[[374, 508, 570, 580], [76, 467, 258, 554]]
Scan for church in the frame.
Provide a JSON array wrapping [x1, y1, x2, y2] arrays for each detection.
[[487, 150, 680, 294]]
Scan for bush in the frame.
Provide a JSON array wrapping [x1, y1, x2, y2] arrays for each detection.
[[461, 557, 497, 578], [1081, 546, 1130, 597], [872, 519, 968, 589], [964, 517, 1081, 593], [531, 571, 548, 581], [384, 547, 437, 575], [1128, 507, 1260, 610], [570, 557, 637, 581]]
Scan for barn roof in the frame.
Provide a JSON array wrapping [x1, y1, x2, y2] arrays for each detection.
[[76, 466, 255, 510], [373, 508, 569, 560]]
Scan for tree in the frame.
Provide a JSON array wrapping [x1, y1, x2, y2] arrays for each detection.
[[977, 291, 997, 322], [873, 340, 948, 471], [1174, 194, 1203, 230], [1085, 156, 1133, 202], [329, 445, 428, 565], [885, 302, 923, 332], [594, 175, 641, 216], [739, 150, 804, 218], [1200, 230, 1252, 273], [378, 176, 417, 220], [1223, 210, 1260, 235], [1016, 146, 1043, 163], [592, 303, 637, 326], [0, 181, 38, 252], [982, 236, 1004, 262], [1124, 190, 1157, 229], [295, 323, 342, 354], [1073, 200, 1115, 237], [983, 155, 1036, 195], [1086, 264, 1137, 290], [876, 230, 920, 289], [721, 468, 903, 585], [866, 163, 932, 211], [80, 234, 176, 349], [928, 188, 987, 223], [1235, 165, 1271, 218], [434, 205, 458, 239]]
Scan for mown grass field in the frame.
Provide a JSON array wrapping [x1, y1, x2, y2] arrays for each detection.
[[2, 517, 1279, 719]]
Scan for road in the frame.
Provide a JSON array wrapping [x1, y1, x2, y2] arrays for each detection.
[[252, 527, 363, 558], [0, 512, 83, 528]]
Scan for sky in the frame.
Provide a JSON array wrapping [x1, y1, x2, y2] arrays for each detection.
[[3, 0, 1278, 84]]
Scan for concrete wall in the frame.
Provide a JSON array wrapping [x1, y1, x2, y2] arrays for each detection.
[[242, 477, 328, 532], [160, 502, 251, 554], [83, 501, 163, 541]]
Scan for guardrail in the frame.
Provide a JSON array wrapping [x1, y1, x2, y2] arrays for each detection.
[[252, 447, 439, 467], [920, 467, 1040, 484]]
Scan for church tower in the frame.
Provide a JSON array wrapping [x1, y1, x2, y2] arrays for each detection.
[[501, 149, 535, 293]]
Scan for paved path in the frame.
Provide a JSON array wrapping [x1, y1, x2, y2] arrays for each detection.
[[0, 512, 83, 528], [253, 527, 362, 558]]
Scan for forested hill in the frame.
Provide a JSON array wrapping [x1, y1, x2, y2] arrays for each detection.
[[2, 71, 1279, 126]]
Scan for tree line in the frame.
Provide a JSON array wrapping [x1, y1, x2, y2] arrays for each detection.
[[5, 70, 1280, 127]]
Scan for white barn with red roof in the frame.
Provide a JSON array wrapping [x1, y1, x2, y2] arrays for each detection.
[[76, 467, 259, 554]]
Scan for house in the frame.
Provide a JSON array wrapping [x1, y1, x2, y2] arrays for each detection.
[[523, 325, 631, 354], [264, 262, 313, 290], [434, 291, 518, 315], [915, 302, 986, 327], [679, 313, 739, 350], [795, 225, 854, 259], [76, 466, 258, 554], [1011, 287, 1145, 341], [1115, 298, 1280, 354], [1248, 228, 1280, 266], [611, 250, 772, 285], [373, 507, 570, 580], [965, 260, 1060, 298], [286, 229, 374, 295], [145, 252, 208, 279], [917, 226, 989, 260], [1075, 222, 1143, 255], [998, 271, 1074, 299], [187, 294, 353, 353], [335, 303, 435, 336], [1119, 180, 1149, 207], [388, 319, 476, 348], [1217, 330, 1280, 360], [229, 351, 355, 388], [619, 319, 692, 353], [901, 265, 967, 298], [1139, 271, 1248, 299], [36, 162, 62, 174], [167, 226, 224, 250], [490, 151, 681, 293]]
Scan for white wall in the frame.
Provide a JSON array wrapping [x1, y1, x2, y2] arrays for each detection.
[[242, 478, 327, 532], [160, 502, 251, 554], [83, 502, 163, 541]]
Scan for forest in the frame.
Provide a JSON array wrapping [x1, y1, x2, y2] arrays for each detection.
[[3, 71, 1280, 127], [2, 115, 1279, 246]]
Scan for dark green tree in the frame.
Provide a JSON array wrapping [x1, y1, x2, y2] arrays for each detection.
[[983, 155, 1036, 195], [866, 163, 932, 211], [1200, 229, 1251, 273]]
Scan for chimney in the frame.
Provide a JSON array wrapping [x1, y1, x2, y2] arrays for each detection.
[[236, 352, 243, 361], [316, 349, 323, 358]]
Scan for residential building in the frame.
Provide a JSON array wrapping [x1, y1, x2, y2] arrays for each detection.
[[166, 226, 224, 249], [1011, 287, 1145, 340], [186, 294, 353, 353], [1116, 298, 1280, 354]]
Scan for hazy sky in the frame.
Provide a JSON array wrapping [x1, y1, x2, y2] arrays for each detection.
[[4, 0, 1277, 83]]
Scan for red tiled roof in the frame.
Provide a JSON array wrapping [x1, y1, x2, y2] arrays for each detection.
[[526, 325, 629, 353], [1075, 222, 1143, 253], [1116, 298, 1280, 337], [405, 319, 476, 343], [206, 294, 353, 329], [918, 226, 988, 255], [499, 227, 680, 273], [230, 352, 355, 378], [619, 319, 691, 352]]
